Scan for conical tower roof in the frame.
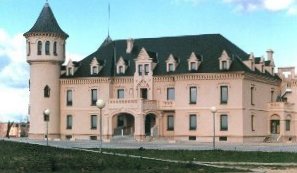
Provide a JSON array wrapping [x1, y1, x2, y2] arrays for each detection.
[[24, 3, 68, 38]]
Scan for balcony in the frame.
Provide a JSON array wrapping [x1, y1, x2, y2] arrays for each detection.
[[267, 102, 294, 111], [108, 99, 175, 112]]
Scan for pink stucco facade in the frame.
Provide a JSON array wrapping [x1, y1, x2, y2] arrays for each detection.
[[24, 3, 297, 143]]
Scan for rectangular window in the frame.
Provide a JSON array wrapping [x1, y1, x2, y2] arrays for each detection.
[[167, 88, 175, 100], [91, 115, 97, 129], [167, 115, 174, 131], [189, 114, 197, 130], [271, 90, 274, 102], [145, 64, 149, 75], [91, 89, 97, 106], [138, 64, 143, 75], [251, 115, 255, 131], [189, 136, 196, 140], [66, 115, 72, 129], [66, 90, 72, 106], [222, 61, 227, 70], [251, 86, 255, 105], [190, 62, 196, 71], [90, 136, 97, 140], [140, 88, 148, 99], [117, 89, 125, 99], [189, 87, 197, 104], [220, 114, 228, 131], [119, 66, 124, 74], [92, 66, 98, 74], [220, 86, 228, 104], [169, 63, 174, 72], [219, 136, 227, 141], [286, 120, 291, 131]]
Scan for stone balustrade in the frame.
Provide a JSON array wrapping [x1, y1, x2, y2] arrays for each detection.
[[108, 98, 175, 111], [267, 102, 294, 110]]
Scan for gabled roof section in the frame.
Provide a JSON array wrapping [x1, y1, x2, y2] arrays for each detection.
[[24, 3, 68, 38]]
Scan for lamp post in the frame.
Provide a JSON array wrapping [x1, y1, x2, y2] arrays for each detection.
[[210, 106, 217, 150], [96, 99, 105, 153], [43, 108, 50, 146]]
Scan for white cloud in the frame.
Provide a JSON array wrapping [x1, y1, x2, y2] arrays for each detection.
[[0, 28, 28, 122], [0, 28, 84, 122], [224, 0, 297, 14]]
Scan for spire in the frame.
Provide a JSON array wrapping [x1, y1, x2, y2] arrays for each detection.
[[24, 2, 68, 38], [108, 3, 111, 37]]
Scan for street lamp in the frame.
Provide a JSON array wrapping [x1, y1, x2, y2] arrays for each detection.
[[43, 108, 50, 146], [96, 99, 105, 153], [210, 106, 217, 150]]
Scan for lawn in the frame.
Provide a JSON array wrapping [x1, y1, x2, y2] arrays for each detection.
[[103, 148, 297, 163], [0, 140, 240, 173]]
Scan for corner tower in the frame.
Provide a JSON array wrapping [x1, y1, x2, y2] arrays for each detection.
[[24, 2, 68, 139]]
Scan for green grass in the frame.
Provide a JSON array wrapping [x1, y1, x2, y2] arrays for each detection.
[[0, 140, 241, 173], [103, 148, 297, 163]]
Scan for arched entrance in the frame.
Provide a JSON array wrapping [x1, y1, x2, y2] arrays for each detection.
[[145, 113, 156, 136], [112, 113, 135, 136], [271, 114, 280, 134]]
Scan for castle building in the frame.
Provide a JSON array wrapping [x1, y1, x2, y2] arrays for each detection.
[[24, 2, 297, 143]]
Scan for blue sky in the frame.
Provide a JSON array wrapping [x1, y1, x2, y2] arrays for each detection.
[[0, 0, 297, 121]]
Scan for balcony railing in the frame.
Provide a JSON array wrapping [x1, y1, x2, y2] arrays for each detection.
[[267, 102, 294, 110], [108, 98, 175, 111]]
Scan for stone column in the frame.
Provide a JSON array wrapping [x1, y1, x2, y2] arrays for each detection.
[[134, 113, 145, 141]]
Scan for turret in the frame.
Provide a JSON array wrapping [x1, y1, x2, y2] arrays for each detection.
[[24, 2, 68, 139]]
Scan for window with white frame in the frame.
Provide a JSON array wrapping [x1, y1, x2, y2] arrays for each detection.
[[168, 63, 174, 72]]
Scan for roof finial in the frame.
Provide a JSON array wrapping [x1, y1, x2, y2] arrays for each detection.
[[108, 2, 110, 37], [45, 0, 49, 7]]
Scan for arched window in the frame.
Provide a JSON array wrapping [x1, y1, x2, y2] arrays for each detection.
[[37, 41, 42, 55], [44, 85, 50, 98], [53, 41, 57, 56], [27, 41, 31, 56], [45, 41, 50, 55]]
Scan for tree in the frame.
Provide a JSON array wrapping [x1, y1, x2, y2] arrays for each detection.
[[6, 121, 14, 138]]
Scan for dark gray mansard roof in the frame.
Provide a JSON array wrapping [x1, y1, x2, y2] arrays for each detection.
[[63, 34, 279, 80], [24, 3, 68, 38]]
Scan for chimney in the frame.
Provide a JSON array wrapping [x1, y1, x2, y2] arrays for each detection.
[[266, 49, 274, 62], [126, 38, 134, 54]]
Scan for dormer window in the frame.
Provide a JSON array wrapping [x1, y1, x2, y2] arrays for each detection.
[[166, 54, 178, 72], [90, 57, 102, 75], [219, 50, 232, 71], [188, 52, 201, 71], [119, 66, 124, 74], [116, 57, 128, 74], [67, 67, 73, 76], [92, 66, 98, 74], [66, 59, 75, 76], [222, 61, 227, 70], [169, 63, 174, 72], [190, 62, 196, 71]]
